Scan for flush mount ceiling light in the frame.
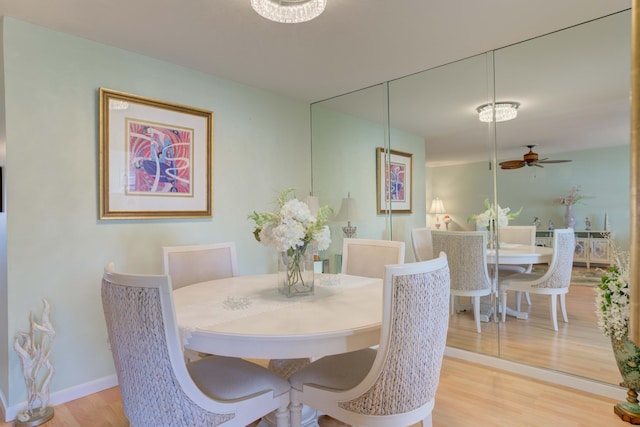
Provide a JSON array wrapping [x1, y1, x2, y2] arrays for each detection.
[[476, 101, 520, 123], [251, 0, 326, 23]]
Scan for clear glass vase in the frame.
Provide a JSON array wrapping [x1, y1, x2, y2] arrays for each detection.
[[278, 248, 314, 297]]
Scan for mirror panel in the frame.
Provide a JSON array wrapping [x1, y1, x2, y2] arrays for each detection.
[[388, 52, 500, 357], [493, 10, 631, 384], [311, 83, 391, 272]]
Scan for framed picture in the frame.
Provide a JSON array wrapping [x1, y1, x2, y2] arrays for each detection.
[[376, 147, 412, 214], [99, 88, 213, 219]]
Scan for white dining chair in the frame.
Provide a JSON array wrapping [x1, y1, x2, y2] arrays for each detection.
[[500, 228, 575, 331], [431, 230, 493, 333], [498, 225, 537, 308], [341, 238, 405, 280], [162, 242, 239, 289], [289, 254, 450, 427], [411, 227, 434, 261], [101, 263, 290, 427]]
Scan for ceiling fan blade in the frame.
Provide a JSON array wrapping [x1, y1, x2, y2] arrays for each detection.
[[533, 163, 544, 168], [538, 159, 572, 164], [499, 160, 526, 170]]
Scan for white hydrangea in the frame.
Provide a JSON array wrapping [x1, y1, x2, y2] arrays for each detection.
[[249, 188, 332, 255], [595, 242, 630, 341]]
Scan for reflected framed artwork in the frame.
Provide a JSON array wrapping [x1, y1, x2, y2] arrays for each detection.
[[99, 88, 213, 219], [376, 147, 412, 214]]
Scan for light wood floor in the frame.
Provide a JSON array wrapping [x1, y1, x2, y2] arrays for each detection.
[[0, 356, 622, 427], [446, 266, 619, 384]]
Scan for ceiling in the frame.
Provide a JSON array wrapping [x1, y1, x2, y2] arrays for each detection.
[[0, 0, 631, 104], [0, 0, 632, 165]]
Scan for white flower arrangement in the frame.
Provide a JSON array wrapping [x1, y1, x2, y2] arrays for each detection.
[[596, 240, 630, 341], [248, 188, 332, 254], [467, 198, 522, 228]]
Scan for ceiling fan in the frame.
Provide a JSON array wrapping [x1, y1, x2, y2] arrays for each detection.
[[499, 145, 572, 170]]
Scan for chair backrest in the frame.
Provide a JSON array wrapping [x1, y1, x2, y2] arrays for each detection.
[[341, 238, 405, 279], [499, 225, 536, 246], [536, 228, 576, 289], [339, 254, 450, 416], [162, 242, 239, 289], [101, 263, 234, 426], [499, 225, 536, 272], [431, 230, 492, 292], [411, 227, 434, 261]]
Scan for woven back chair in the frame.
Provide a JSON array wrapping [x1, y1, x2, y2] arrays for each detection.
[[499, 228, 576, 331], [411, 227, 434, 262], [101, 263, 290, 427], [431, 230, 492, 333], [289, 254, 450, 427], [341, 238, 405, 279], [162, 242, 239, 289]]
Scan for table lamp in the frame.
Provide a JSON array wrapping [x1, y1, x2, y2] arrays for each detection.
[[334, 193, 362, 238], [429, 198, 446, 229]]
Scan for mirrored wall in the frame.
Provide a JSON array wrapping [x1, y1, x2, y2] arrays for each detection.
[[311, 10, 631, 386]]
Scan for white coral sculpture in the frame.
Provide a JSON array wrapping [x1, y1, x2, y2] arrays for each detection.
[[13, 299, 55, 418]]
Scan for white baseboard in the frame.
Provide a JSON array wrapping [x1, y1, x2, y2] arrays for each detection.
[[445, 346, 626, 401], [1, 374, 118, 422]]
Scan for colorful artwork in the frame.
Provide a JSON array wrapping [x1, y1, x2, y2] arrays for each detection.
[[386, 162, 406, 202], [126, 120, 193, 195]]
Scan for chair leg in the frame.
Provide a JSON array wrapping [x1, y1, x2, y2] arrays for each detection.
[[473, 296, 481, 333], [450, 295, 454, 316], [422, 412, 434, 427], [515, 291, 522, 312], [274, 404, 289, 427], [525, 292, 531, 306], [289, 399, 303, 427], [550, 294, 558, 331], [501, 291, 507, 323], [560, 293, 568, 323]]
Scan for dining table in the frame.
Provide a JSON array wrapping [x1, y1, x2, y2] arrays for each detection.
[[173, 273, 383, 360], [173, 273, 383, 427]]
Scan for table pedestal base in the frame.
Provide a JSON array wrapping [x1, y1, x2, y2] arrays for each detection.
[[260, 358, 319, 427]]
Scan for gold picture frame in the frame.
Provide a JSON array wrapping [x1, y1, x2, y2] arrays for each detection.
[[99, 88, 213, 219], [376, 147, 413, 214]]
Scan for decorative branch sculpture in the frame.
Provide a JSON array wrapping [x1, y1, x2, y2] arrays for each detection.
[[13, 299, 55, 426]]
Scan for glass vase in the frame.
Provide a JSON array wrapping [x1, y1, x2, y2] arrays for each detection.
[[564, 204, 576, 228], [278, 248, 314, 297], [612, 336, 640, 423]]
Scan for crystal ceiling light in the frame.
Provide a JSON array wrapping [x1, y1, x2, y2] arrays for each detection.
[[476, 101, 520, 123], [251, 0, 327, 24]]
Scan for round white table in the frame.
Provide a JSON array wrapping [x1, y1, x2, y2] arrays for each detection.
[[173, 273, 383, 360], [487, 243, 554, 265]]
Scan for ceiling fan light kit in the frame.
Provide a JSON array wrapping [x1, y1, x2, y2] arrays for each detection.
[[499, 145, 572, 170], [251, 0, 326, 23], [477, 101, 520, 123]]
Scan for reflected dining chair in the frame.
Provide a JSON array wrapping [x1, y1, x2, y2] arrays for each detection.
[[411, 227, 434, 261], [499, 228, 575, 331], [498, 225, 537, 308], [162, 242, 239, 290], [341, 238, 405, 280], [431, 230, 493, 333], [101, 263, 290, 427], [289, 254, 450, 427]]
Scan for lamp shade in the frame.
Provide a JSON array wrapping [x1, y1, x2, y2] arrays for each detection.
[[429, 198, 446, 214], [334, 195, 362, 222], [305, 195, 319, 216]]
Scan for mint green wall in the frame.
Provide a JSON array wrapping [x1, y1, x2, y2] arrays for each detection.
[[428, 145, 630, 249], [1, 18, 311, 407]]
